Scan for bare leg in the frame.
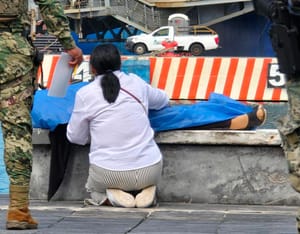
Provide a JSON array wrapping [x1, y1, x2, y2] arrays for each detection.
[[184, 105, 266, 130]]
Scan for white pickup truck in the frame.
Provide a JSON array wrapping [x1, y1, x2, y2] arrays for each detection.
[[125, 25, 220, 56]]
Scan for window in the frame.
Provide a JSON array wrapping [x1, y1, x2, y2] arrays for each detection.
[[153, 29, 169, 37]]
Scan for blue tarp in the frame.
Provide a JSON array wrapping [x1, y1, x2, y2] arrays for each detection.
[[149, 93, 252, 131], [31, 82, 252, 132]]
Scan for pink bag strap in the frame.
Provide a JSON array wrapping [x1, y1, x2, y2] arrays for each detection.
[[120, 87, 147, 113]]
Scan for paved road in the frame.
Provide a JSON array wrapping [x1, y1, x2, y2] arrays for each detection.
[[0, 196, 298, 234]]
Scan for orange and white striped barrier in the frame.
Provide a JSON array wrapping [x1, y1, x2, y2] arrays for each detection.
[[37, 55, 287, 102], [149, 57, 287, 101]]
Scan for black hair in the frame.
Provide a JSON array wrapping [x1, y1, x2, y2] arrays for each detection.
[[90, 44, 121, 103]]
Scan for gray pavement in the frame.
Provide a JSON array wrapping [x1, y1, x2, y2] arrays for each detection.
[[0, 195, 299, 234]]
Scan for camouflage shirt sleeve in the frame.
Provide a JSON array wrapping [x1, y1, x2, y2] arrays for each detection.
[[33, 0, 76, 50]]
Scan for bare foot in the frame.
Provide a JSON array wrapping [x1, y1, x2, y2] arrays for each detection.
[[256, 105, 267, 126], [229, 105, 267, 130]]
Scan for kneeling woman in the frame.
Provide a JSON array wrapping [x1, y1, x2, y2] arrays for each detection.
[[66, 44, 266, 208], [67, 44, 169, 208]]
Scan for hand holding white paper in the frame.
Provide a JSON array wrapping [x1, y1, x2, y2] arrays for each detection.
[[48, 52, 73, 97]]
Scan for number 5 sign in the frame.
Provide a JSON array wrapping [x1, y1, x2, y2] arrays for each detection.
[[268, 63, 286, 88]]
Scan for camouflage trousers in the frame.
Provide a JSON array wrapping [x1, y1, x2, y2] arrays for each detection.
[[277, 79, 300, 192], [277, 79, 300, 232], [0, 31, 35, 186]]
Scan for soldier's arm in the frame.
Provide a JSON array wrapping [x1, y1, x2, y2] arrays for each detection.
[[34, 0, 75, 50], [34, 0, 83, 65]]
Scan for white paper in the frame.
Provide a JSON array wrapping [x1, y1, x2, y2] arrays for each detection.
[[48, 52, 73, 97]]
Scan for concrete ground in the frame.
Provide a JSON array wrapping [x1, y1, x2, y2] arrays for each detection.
[[0, 195, 298, 234]]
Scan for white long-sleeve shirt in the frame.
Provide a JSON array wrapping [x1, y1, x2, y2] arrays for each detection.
[[67, 71, 169, 171]]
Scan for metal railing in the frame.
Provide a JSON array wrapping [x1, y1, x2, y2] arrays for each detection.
[[60, 0, 161, 32]]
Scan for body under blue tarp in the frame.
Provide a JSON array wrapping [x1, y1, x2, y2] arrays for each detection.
[[32, 59, 252, 131], [31, 82, 252, 132]]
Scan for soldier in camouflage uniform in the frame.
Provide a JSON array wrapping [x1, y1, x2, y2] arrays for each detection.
[[0, 0, 83, 230], [277, 79, 300, 233]]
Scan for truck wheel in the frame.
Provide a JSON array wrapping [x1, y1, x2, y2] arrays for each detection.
[[133, 43, 147, 55], [190, 44, 204, 56]]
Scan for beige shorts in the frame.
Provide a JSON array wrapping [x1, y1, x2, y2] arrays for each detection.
[[86, 160, 163, 193]]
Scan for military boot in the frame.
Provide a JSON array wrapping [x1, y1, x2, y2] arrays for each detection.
[[6, 185, 38, 230]]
